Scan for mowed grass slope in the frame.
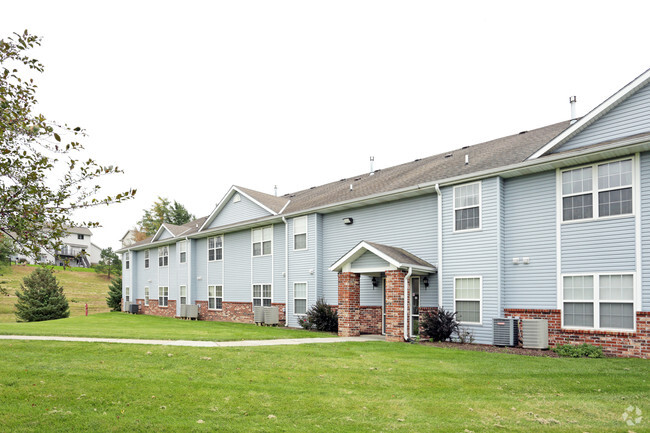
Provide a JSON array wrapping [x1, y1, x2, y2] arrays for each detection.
[[0, 341, 648, 432], [0, 265, 111, 323], [0, 312, 332, 341]]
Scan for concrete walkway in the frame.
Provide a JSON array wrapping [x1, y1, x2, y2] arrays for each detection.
[[0, 334, 383, 347]]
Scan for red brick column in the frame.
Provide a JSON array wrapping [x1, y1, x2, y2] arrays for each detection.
[[338, 272, 360, 337], [385, 270, 407, 342]]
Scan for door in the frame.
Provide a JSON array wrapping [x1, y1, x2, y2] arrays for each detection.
[[411, 277, 420, 337]]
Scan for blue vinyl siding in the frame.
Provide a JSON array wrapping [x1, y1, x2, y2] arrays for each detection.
[[223, 230, 252, 302], [503, 172, 557, 309], [192, 238, 207, 301], [321, 194, 438, 308], [287, 215, 316, 327], [140, 248, 155, 303], [441, 177, 499, 344], [157, 229, 174, 241], [273, 223, 286, 304], [206, 237, 224, 289], [555, 82, 650, 153], [561, 218, 635, 273], [351, 251, 389, 270], [208, 194, 272, 229], [316, 214, 324, 301], [640, 152, 650, 311]]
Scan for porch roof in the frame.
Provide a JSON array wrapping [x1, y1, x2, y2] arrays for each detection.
[[329, 240, 436, 274]]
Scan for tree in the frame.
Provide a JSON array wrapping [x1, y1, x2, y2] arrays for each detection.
[[0, 235, 14, 263], [94, 247, 121, 279], [106, 276, 122, 312], [0, 31, 136, 261], [138, 197, 195, 236], [15, 267, 69, 322]]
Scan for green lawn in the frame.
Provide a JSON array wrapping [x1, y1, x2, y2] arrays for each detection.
[[0, 340, 647, 432], [0, 312, 332, 341]]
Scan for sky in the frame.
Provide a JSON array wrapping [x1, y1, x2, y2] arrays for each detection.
[[2, 1, 650, 251]]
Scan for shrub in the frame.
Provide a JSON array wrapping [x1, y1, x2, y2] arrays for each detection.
[[14, 267, 69, 322], [553, 343, 604, 358], [298, 298, 338, 332], [106, 276, 123, 312], [421, 307, 459, 342]]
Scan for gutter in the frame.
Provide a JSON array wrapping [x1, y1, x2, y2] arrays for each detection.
[[404, 267, 412, 342], [435, 184, 442, 308]]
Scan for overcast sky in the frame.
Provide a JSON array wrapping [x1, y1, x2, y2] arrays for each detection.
[[3, 1, 650, 250]]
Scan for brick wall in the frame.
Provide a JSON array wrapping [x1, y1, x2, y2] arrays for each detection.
[[418, 306, 438, 337], [195, 301, 253, 323], [384, 270, 407, 342], [360, 306, 382, 334], [338, 272, 360, 337], [505, 309, 650, 359], [144, 299, 177, 318]]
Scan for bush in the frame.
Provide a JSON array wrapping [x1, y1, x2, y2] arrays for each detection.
[[298, 298, 338, 332], [14, 267, 70, 322], [106, 276, 123, 312], [421, 307, 459, 342], [553, 343, 604, 358]]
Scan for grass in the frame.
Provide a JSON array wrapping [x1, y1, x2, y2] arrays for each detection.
[[0, 264, 111, 323], [0, 340, 647, 432], [0, 312, 332, 341]]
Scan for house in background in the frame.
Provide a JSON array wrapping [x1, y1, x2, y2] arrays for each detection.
[[118, 69, 650, 358], [14, 226, 102, 267]]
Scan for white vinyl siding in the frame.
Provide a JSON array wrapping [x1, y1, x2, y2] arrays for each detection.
[[454, 277, 481, 324], [454, 182, 481, 231], [208, 236, 223, 261], [208, 285, 222, 310], [294, 216, 307, 250], [252, 227, 272, 256], [179, 285, 187, 305], [158, 246, 169, 267], [562, 274, 634, 330], [158, 286, 169, 307], [253, 284, 272, 307], [294, 282, 307, 315], [562, 158, 633, 222], [179, 241, 187, 264], [144, 250, 150, 269], [144, 287, 149, 306]]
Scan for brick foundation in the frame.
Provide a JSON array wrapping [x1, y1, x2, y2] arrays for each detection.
[[194, 301, 286, 324], [143, 299, 177, 318], [338, 272, 361, 337], [360, 306, 382, 334], [384, 270, 407, 342], [505, 309, 650, 359]]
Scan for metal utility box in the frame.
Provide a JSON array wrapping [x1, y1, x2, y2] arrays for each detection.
[[129, 303, 139, 314], [185, 304, 199, 320], [253, 306, 265, 324], [180, 304, 188, 318], [493, 317, 518, 346], [521, 319, 549, 349], [263, 306, 279, 325], [124, 301, 131, 312]]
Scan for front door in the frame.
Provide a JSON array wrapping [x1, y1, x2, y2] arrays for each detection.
[[411, 277, 420, 337]]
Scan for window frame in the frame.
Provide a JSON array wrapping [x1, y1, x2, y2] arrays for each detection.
[[294, 282, 308, 315], [158, 246, 169, 267], [208, 236, 223, 262], [561, 272, 636, 332], [208, 285, 223, 310], [158, 286, 169, 307], [453, 276, 482, 325], [179, 285, 187, 305], [178, 241, 187, 264], [125, 252, 130, 270], [77, 234, 84, 240], [144, 286, 149, 306], [252, 226, 273, 257], [252, 283, 272, 307], [125, 286, 130, 302], [560, 157, 635, 224], [453, 181, 482, 232], [293, 216, 308, 251], [144, 250, 150, 269]]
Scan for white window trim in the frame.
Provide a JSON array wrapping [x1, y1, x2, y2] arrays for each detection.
[[208, 285, 223, 310], [293, 216, 308, 251], [252, 226, 273, 257], [125, 287, 130, 302], [144, 250, 150, 269], [207, 235, 223, 262], [179, 241, 187, 264], [144, 286, 150, 306], [125, 252, 130, 270], [452, 181, 482, 233], [559, 156, 636, 224], [453, 276, 482, 325], [158, 286, 169, 307], [293, 282, 308, 316], [252, 283, 273, 307], [561, 272, 636, 333], [158, 246, 169, 268], [179, 285, 187, 305]]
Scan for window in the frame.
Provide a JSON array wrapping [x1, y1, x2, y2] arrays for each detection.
[[294, 282, 307, 315], [208, 236, 223, 261], [252, 227, 272, 256], [454, 277, 481, 324], [144, 287, 149, 306], [454, 182, 481, 231], [77, 234, 84, 240], [125, 252, 130, 270], [144, 250, 150, 268], [563, 274, 634, 330], [562, 159, 633, 222], [180, 285, 187, 305], [253, 284, 272, 307], [179, 241, 187, 264], [208, 285, 223, 310], [125, 287, 130, 302], [158, 286, 169, 307], [294, 216, 307, 250], [158, 246, 169, 267]]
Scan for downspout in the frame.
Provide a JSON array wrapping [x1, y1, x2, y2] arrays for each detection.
[[404, 267, 413, 341], [185, 237, 191, 306], [434, 184, 442, 308], [282, 216, 289, 323]]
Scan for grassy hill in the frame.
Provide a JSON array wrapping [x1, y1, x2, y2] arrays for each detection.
[[0, 264, 112, 323]]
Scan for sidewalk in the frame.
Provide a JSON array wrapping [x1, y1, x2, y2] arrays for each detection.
[[0, 334, 384, 347]]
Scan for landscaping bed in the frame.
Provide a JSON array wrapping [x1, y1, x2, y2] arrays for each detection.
[[422, 341, 559, 357]]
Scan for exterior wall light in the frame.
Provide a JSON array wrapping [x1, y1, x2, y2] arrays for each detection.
[[423, 276, 429, 288], [343, 217, 353, 225], [372, 277, 378, 287]]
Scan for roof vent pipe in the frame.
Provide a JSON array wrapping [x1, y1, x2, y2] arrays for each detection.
[[569, 96, 577, 124], [369, 156, 375, 175], [465, 155, 469, 165], [274, 185, 278, 197]]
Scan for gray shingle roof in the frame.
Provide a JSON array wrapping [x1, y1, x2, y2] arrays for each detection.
[[235, 185, 290, 214], [364, 241, 435, 270], [65, 226, 93, 236]]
